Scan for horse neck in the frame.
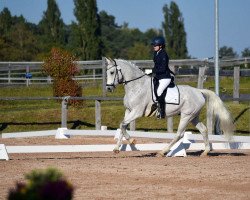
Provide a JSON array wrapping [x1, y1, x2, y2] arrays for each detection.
[[121, 65, 149, 94]]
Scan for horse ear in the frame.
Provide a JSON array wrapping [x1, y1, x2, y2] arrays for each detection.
[[111, 58, 117, 66], [105, 57, 112, 65]]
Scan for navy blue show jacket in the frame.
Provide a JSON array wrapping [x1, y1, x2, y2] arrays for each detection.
[[152, 49, 171, 79]]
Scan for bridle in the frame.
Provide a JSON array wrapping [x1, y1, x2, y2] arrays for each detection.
[[106, 59, 146, 88], [106, 60, 123, 88]]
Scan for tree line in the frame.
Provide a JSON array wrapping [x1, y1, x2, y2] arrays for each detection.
[[0, 0, 249, 62]]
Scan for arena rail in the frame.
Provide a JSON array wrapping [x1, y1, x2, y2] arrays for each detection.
[[1, 130, 250, 160], [0, 57, 249, 97]]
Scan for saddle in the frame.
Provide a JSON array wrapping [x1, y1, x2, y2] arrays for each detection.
[[152, 77, 180, 105]]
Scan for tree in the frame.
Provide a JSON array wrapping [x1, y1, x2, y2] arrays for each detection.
[[8, 16, 39, 60], [241, 47, 250, 57], [98, 11, 120, 57], [0, 7, 12, 35], [71, 0, 102, 60], [42, 48, 82, 105], [219, 46, 238, 58], [38, 0, 66, 51], [162, 2, 188, 59], [127, 42, 151, 59], [0, 9, 39, 61]]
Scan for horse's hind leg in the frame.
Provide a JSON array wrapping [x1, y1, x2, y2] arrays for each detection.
[[158, 113, 193, 156], [191, 116, 211, 156]]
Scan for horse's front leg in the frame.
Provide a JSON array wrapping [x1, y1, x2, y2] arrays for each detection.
[[113, 108, 142, 153]]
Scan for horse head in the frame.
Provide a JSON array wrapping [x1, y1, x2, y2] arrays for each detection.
[[105, 57, 123, 92]]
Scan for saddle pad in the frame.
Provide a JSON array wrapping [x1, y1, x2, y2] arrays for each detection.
[[152, 83, 180, 105], [164, 86, 180, 105]]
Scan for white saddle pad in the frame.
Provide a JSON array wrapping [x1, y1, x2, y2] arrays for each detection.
[[152, 85, 180, 105], [165, 86, 180, 104]]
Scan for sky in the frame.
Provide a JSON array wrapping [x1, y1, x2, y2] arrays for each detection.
[[1, 0, 250, 58]]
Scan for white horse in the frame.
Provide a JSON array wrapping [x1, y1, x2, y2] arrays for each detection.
[[105, 57, 234, 156]]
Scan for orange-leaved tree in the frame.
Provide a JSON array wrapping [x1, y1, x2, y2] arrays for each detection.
[[42, 48, 82, 105]]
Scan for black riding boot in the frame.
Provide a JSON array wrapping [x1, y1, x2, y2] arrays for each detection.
[[156, 95, 165, 119]]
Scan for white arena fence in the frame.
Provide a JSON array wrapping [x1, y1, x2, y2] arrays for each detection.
[[1, 128, 250, 160], [0, 57, 250, 97]]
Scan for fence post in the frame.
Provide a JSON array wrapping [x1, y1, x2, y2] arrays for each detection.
[[93, 68, 96, 84], [61, 96, 70, 128], [245, 57, 248, 68], [8, 63, 11, 84], [26, 66, 30, 87], [95, 100, 101, 130], [102, 57, 107, 97], [233, 66, 240, 103], [47, 76, 52, 84], [197, 66, 206, 89], [167, 117, 173, 133]]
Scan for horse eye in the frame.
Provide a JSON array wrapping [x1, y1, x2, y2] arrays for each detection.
[[110, 71, 114, 75]]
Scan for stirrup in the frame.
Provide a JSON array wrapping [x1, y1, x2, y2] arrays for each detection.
[[156, 110, 161, 119], [156, 104, 165, 119], [156, 112, 165, 119]]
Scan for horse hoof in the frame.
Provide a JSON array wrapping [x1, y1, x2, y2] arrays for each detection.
[[201, 150, 210, 157], [113, 149, 120, 154], [156, 151, 165, 157], [129, 138, 136, 145]]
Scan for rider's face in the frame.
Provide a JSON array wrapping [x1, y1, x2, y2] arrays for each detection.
[[153, 45, 161, 52]]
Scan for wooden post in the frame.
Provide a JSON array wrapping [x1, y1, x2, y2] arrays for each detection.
[[61, 97, 70, 128], [26, 66, 29, 87], [102, 57, 107, 97], [8, 64, 11, 84], [47, 76, 52, 84], [197, 66, 206, 89], [130, 120, 136, 131], [167, 117, 173, 133], [93, 68, 96, 84], [95, 100, 101, 130], [169, 65, 176, 73], [233, 66, 240, 103]]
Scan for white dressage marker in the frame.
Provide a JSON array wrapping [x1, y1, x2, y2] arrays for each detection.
[[0, 144, 9, 160], [166, 132, 194, 157], [55, 128, 70, 139]]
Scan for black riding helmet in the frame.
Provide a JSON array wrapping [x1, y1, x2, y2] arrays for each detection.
[[151, 36, 165, 47]]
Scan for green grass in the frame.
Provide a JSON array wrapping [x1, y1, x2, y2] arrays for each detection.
[[0, 78, 249, 135]]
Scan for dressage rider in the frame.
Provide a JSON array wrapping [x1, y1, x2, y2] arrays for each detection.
[[151, 36, 173, 119]]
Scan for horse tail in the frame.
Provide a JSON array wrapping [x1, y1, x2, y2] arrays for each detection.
[[200, 89, 234, 139]]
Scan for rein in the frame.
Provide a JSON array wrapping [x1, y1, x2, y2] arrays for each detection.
[[120, 73, 146, 85]]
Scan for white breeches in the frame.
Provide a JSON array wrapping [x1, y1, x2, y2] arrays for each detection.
[[157, 78, 171, 97]]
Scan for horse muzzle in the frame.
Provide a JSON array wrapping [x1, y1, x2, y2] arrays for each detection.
[[106, 84, 115, 92]]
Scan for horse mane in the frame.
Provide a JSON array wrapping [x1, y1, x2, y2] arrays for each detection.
[[115, 59, 145, 74]]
